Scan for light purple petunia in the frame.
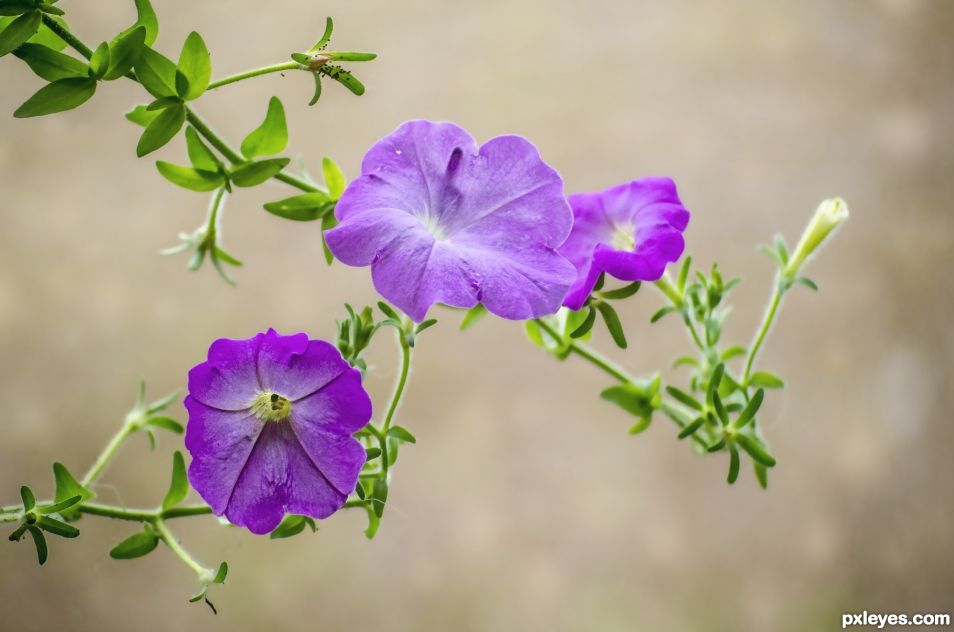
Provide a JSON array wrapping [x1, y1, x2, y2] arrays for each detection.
[[559, 178, 690, 310], [324, 120, 577, 322], [184, 329, 371, 535]]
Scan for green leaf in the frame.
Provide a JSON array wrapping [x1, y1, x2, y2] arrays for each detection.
[[162, 451, 189, 510], [796, 277, 818, 291], [8, 522, 28, 542], [20, 485, 35, 511], [36, 515, 79, 538], [599, 282, 641, 300], [125, 0, 158, 46], [308, 71, 322, 105], [269, 515, 308, 539], [156, 161, 224, 191], [569, 307, 597, 339], [320, 212, 336, 264], [754, 461, 769, 489], [650, 306, 675, 323], [263, 191, 331, 222], [14, 43, 87, 81], [732, 389, 764, 430], [0, 10, 40, 57], [388, 425, 416, 444], [672, 355, 698, 369], [38, 495, 81, 515], [712, 391, 730, 426], [720, 345, 746, 361], [88, 41, 109, 79], [371, 478, 388, 518], [311, 17, 334, 51], [53, 462, 93, 504], [664, 385, 703, 411], [459, 304, 487, 330], [13, 76, 96, 118], [109, 531, 159, 559], [595, 302, 627, 349], [176, 31, 210, 100], [125, 103, 159, 127], [329, 51, 376, 62], [240, 97, 287, 159], [25, 15, 68, 50], [706, 363, 725, 407], [184, 126, 220, 172], [134, 46, 178, 98], [727, 444, 740, 484], [103, 25, 145, 80], [627, 415, 652, 435], [415, 318, 437, 335], [365, 447, 381, 461], [146, 416, 184, 434], [748, 371, 784, 389], [230, 157, 289, 187], [322, 156, 345, 198], [321, 65, 364, 95], [136, 103, 185, 157], [600, 385, 654, 419], [735, 435, 776, 467], [377, 301, 399, 320], [364, 504, 380, 539], [677, 416, 706, 439], [0, 3, 36, 17], [27, 526, 47, 565], [676, 256, 692, 292], [213, 561, 228, 584]]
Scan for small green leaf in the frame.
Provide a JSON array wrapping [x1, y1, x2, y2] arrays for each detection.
[[732, 389, 764, 430], [103, 25, 145, 80], [25, 15, 68, 51], [712, 391, 729, 426], [748, 371, 784, 389], [184, 126, 220, 172], [320, 212, 336, 264], [263, 191, 331, 221], [27, 526, 47, 565], [371, 478, 388, 518], [677, 416, 706, 439], [322, 156, 345, 198], [664, 385, 703, 411], [600, 384, 654, 418], [569, 307, 597, 339], [329, 51, 376, 61], [672, 355, 698, 369], [134, 46, 178, 98], [270, 515, 307, 539], [321, 65, 364, 95], [754, 461, 769, 489], [377, 301, 399, 320], [36, 515, 79, 538], [8, 523, 28, 542], [365, 447, 381, 461], [14, 43, 88, 81], [13, 76, 96, 118], [720, 345, 746, 361], [38, 495, 81, 515], [88, 41, 109, 79], [125, 103, 159, 127], [147, 388, 182, 414], [415, 319, 437, 335], [308, 71, 322, 105], [364, 504, 380, 539], [109, 531, 159, 559], [53, 462, 93, 504], [388, 425, 416, 444], [0, 3, 36, 18], [136, 103, 185, 157], [147, 416, 184, 434], [0, 10, 40, 57], [124, 0, 158, 46], [676, 256, 692, 293], [706, 363, 725, 407], [240, 96, 287, 159], [460, 304, 487, 330], [727, 444, 740, 484], [162, 451, 189, 510], [156, 161, 224, 191], [599, 281, 641, 300], [311, 17, 334, 51], [20, 485, 35, 511], [650, 306, 675, 323], [595, 302, 627, 349], [627, 415, 652, 435], [213, 561, 228, 583], [796, 277, 818, 291], [735, 435, 776, 467], [176, 31, 210, 100], [230, 157, 289, 187]]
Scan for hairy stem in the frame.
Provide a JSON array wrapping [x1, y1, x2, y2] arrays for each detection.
[[79, 502, 212, 522], [82, 421, 136, 487], [379, 330, 412, 473], [207, 61, 302, 90], [154, 518, 212, 581], [743, 276, 785, 385]]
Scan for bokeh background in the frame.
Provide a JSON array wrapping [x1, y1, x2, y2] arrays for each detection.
[[2, 0, 952, 630]]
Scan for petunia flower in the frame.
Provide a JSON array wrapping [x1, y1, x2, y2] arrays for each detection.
[[324, 120, 577, 322], [185, 329, 372, 535], [559, 178, 690, 310]]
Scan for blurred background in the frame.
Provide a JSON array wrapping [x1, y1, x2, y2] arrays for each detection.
[[1, 0, 952, 630]]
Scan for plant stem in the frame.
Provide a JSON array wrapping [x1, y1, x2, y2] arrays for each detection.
[[43, 15, 318, 194], [207, 62, 302, 90], [379, 330, 412, 473], [79, 502, 212, 522], [742, 277, 785, 385], [654, 273, 706, 352], [82, 421, 136, 487], [154, 518, 212, 581]]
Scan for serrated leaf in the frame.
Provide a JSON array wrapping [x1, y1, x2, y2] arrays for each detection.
[[240, 96, 287, 159], [162, 451, 189, 510], [322, 156, 345, 198], [13, 76, 96, 118], [27, 526, 47, 565], [595, 302, 627, 348], [109, 531, 159, 559], [147, 416, 184, 434], [230, 157, 289, 187], [263, 191, 331, 221], [748, 371, 784, 389], [176, 31, 210, 100], [14, 43, 87, 81], [387, 425, 416, 444], [134, 46, 178, 98], [156, 161, 224, 191], [103, 25, 145, 80], [136, 103, 185, 156], [0, 10, 40, 57]]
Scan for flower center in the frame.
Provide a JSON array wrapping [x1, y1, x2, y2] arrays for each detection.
[[250, 392, 292, 422], [421, 213, 447, 241], [610, 223, 636, 251]]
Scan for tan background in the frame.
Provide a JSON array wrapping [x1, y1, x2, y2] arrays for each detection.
[[1, 0, 952, 630]]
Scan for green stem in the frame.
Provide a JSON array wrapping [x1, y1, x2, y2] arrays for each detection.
[[379, 331, 412, 473], [207, 61, 301, 90], [742, 276, 785, 385], [81, 421, 136, 487], [654, 274, 706, 352], [43, 15, 318, 194], [154, 518, 212, 581], [79, 502, 212, 522]]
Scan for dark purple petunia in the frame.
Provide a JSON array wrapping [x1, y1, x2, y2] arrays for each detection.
[[559, 178, 690, 310], [185, 329, 371, 535], [324, 120, 577, 322]]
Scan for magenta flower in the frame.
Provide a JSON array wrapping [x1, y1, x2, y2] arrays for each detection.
[[324, 120, 577, 322], [184, 329, 371, 535], [559, 178, 690, 310]]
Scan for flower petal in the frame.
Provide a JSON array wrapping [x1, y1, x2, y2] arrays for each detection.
[[187, 335, 262, 410], [184, 396, 264, 514], [292, 364, 373, 435], [256, 330, 349, 401]]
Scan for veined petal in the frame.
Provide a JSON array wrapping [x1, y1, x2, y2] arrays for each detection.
[[187, 334, 263, 410], [256, 330, 348, 401]]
